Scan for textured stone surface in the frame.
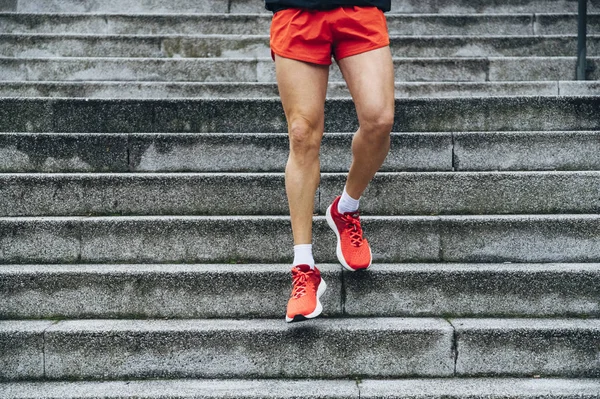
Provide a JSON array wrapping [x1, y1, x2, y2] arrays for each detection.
[[0, 264, 342, 319], [8, 0, 599, 14], [1, 97, 599, 133], [0, 217, 80, 264], [321, 171, 600, 215], [0, 173, 296, 216], [453, 319, 600, 377], [129, 132, 453, 173], [359, 378, 600, 398], [489, 57, 599, 81], [560, 81, 600, 96], [3, 35, 596, 58], [43, 318, 454, 379], [343, 263, 600, 317], [0, 133, 128, 173], [536, 14, 600, 35], [7, 14, 593, 36], [2, 215, 600, 264], [454, 131, 600, 171], [0, 81, 567, 99], [0, 379, 361, 398], [440, 214, 600, 263], [3, 378, 600, 399], [388, 0, 598, 13], [15, 0, 229, 13], [7, 171, 597, 216], [4, 263, 596, 320], [0, 321, 53, 381]]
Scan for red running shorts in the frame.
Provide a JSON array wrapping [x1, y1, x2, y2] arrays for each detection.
[[270, 6, 390, 66]]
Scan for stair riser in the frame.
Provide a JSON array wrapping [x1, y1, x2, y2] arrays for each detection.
[[2, 98, 599, 133], [3, 36, 598, 58], [1, 216, 600, 264], [3, 81, 584, 99], [2, 378, 600, 399], [1, 14, 598, 36], [2, 58, 598, 82], [454, 319, 600, 377], [2, 319, 598, 381], [0, 318, 455, 381], [1, 173, 599, 216], [1, 264, 598, 319], [3, 0, 598, 14], [4, 131, 600, 173]]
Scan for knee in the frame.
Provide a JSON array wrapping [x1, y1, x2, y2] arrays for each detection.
[[360, 107, 394, 139], [288, 117, 322, 157]]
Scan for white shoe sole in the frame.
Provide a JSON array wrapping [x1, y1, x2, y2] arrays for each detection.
[[285, 277, 327, 323], [326, 203, 372, 272]]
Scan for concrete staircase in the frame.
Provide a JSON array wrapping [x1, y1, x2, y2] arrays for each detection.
[[1, 0, 600, 397]]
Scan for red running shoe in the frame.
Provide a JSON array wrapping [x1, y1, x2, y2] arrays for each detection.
[[285, 265, 327, 323], [326, 196, 372, 271]]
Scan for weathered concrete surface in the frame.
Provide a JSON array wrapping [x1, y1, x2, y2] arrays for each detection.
[[4, 57, 598, 83], [0, 133, 128, 173], [3, 378, 600, 399], [0, 217, 80, 264], [453, 319, 600, 377], [4, 171, 598, 216], [0, 379, 361, 398], [439, 214, 600, 263], [129, 132, 453, 173], [43, 318, 454, 379], [3, 34, 596, 58], [0, 321, 53, 381], [454, 131, 600, 171], [343, 263, 600, 317], [359, 378, 600, 398], [2, 215, 600, 264], [5, 14, 596, 36], [8, 0, 600, 14], [0, 173, 296, 216], [0, 264, 343, 319], [0, 81, 566, 99], [15, 0, 229, 13], [321, 171, 600, 215], [1, 97, 599, 133]]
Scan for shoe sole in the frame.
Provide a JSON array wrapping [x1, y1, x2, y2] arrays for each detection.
[[326, 203, 372, 272], [285, 277, 327, 323]]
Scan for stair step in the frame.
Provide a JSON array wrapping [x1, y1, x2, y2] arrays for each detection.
[[3, 378, 599, 399], [1, 263, 598, 319], [5, 81, 594, 99], [1, 172, 599, 216], [1, 13, 599, 36], [1, 97, 598, 133], [3, 0, 599, 14], [0, 318, 455, 380], [2, 318, 599, 380], [1, 215, 600, 264], [3, 34, 598, 58], [2, 131, 599, 173], [2, 57, 598, 82]]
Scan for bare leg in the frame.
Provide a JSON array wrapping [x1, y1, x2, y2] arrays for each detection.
[[337, 46, 395, 199], [275, 55, 330, 245]]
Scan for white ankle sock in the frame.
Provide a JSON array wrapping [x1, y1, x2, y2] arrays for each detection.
[[293, 244, 314, 269], [337, 186, 360, 214]]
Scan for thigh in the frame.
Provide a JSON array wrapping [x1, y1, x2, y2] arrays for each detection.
[[275, 55, 330, 130], [336, 46, 395, 124]]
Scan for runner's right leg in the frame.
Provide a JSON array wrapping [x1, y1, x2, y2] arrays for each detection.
[[275, 54, 329, 322]]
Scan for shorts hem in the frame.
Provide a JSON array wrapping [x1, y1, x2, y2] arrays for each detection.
[[271, 48, 332, 66]]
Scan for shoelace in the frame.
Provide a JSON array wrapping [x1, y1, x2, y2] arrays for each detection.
[[291, 269, 312, 299], [344, 213, 364, 247]]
